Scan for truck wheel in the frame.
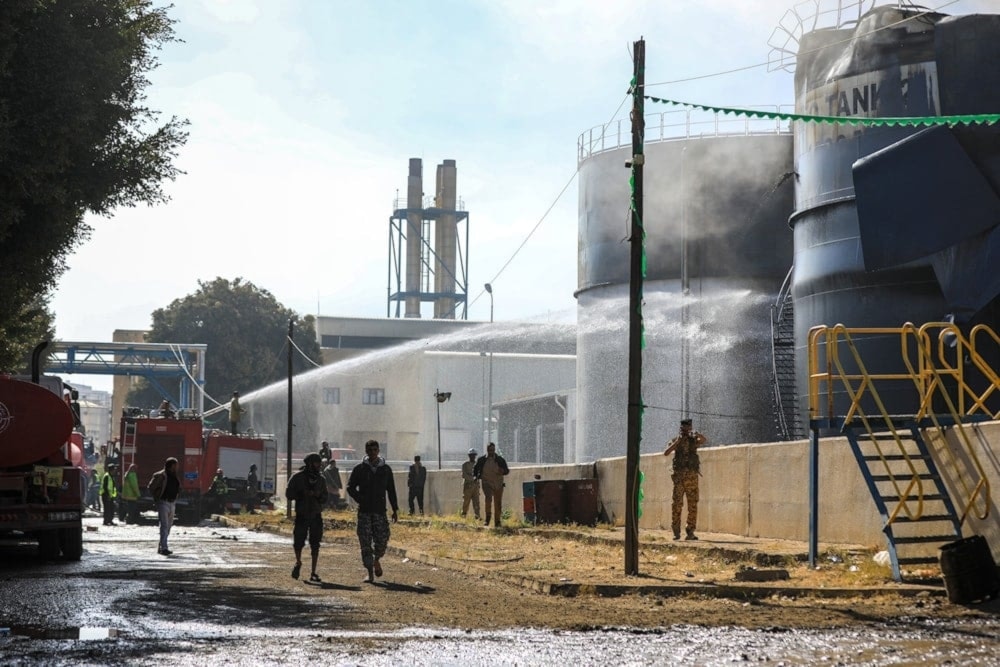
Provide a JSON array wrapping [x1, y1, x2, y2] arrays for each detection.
[[59, 527, 83, 560], [37, 530, 60, 559]]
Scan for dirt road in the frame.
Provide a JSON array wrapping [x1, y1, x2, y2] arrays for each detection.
[[0, 514, 997, 665]]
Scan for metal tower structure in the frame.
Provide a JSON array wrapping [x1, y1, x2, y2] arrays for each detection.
[[387, 158, 470, 320]]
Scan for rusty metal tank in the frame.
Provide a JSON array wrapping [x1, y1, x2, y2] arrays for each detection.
[[576, 110, 795, 462]]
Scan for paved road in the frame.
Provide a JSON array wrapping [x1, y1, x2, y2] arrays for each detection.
[[1, 515, 998, 666]]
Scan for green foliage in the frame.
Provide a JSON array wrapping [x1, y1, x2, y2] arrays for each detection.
[[127, 277, 322, 406], [0, 0, 188, 369], [0, 295, 56, 373]]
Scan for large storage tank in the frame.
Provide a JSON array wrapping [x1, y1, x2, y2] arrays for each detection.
[[791, 6, 1000, 428], [576, 112, 795, 462]]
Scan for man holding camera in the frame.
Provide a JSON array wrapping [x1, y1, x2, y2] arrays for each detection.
[[663, 418, 707, 541]]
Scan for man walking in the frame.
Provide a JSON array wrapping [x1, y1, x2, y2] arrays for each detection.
[[473, 442, 509, 528], [346, 440, 399, 583], [663, 418, 707, 540], [229, 391, 245, 435], [286, 453, 328, 582], [461, 448, 481, 520], [120, 463, 141, 524], [148, 457, 181, 555], [100, 464, 118, 526], [407, 455, 427, 515]]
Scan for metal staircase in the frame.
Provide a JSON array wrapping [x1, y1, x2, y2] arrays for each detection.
[[770, 267, 800, 440], [807, 322, 996, 581], [843, 417, 962, 581]]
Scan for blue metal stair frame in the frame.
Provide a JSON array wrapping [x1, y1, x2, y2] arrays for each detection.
[[843, 416, 963, 582]]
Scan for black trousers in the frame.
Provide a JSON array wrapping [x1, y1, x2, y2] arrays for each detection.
[[408, 486, 424, 513], [102, 495, 115, 525]]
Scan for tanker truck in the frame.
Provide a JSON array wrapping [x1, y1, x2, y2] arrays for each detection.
[[0, 344, 85, 560]]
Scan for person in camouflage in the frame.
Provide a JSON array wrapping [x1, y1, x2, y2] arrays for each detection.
[[663, 418, 707, 541], [346, 440, 399, 583]]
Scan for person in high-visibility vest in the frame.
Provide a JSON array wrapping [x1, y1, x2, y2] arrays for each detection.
[[120, 463, 141, 524], [209, 469, 228, 516], [101, 465, 119, 526]]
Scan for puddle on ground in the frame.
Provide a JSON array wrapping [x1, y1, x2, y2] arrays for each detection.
[[1, 626, 120, 641]]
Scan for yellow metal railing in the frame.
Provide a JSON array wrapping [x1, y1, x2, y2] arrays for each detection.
[[807, 323, 992, 525]]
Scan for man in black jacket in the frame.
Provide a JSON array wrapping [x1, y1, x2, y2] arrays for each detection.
[[286, 453, 328, 582], [346, 439, 399, 583]]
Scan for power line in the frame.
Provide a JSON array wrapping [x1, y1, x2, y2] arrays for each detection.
[[464, 94, 632, 314]]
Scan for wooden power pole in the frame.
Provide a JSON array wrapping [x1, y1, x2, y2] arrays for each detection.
[[286, 317, 294, 519], [625, 38, 645, 576]]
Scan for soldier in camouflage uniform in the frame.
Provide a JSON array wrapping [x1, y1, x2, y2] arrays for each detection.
[[663, 418, 707, 540]]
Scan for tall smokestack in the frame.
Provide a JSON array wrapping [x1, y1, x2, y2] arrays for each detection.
[[434, 159, 457, 319], [405, 158, 423, 318]]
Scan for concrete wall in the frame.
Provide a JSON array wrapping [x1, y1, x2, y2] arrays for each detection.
[[393, 421, 1000, 560]]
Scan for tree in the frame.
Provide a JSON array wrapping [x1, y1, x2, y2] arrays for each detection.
[[0, 295, 56, 372], [0, 0, 188, 370], [127, 277, 323, 408]]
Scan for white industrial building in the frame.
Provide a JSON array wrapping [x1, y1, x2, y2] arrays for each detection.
[[238, 316, 577, 466]]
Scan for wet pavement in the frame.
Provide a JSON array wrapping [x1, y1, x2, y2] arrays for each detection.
[[0, 513, 998, 665]]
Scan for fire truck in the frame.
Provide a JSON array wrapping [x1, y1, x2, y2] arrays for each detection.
[[118, 410, 276, 523], [0, 346, 85, 560]]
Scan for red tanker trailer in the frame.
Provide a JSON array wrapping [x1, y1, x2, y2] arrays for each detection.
[[0, 360, 85, 560]]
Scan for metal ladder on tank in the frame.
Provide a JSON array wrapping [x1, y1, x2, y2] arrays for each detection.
[[842, 416, 962, 581]]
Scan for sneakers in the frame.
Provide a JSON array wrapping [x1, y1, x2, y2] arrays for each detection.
[[373, 559, 383, 577], [158, 548, 172, 556], [309, 573, 321, 582], [685, 530, 698, 541], [365, 566, 375, 583], [673, 532, 681, 541], [291, 563, 301, 580], [484, 517, 491, 526]]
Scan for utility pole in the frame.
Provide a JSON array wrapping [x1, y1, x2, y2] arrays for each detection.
[[625, 37, 645, 576], [286, 317, 294, 519]]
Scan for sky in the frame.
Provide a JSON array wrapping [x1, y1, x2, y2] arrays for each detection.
[[48, 0, 995, 393]]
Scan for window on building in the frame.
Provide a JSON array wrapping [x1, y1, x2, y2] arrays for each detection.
[[323, 387, 340, 405], [362, 388, 385, 405]]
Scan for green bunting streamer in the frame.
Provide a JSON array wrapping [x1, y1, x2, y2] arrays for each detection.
[[643, 95, 1000, 127]]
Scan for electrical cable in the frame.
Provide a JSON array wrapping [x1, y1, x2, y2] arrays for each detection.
[[642, 403, 753, 421], [288, 334, 322, 369], [459, 93, 632, 316], [168, 343, 224, 409]]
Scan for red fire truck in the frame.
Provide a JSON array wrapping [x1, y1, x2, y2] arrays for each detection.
[[0, 365, 85, 560], [118, 410, 276, 523]]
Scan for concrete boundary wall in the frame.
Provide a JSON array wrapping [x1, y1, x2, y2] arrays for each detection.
[[357, 423, 1000, 559]]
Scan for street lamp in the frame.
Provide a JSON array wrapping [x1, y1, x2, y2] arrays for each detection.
[[484, 283, 494, 444], [434, 389, 451, 470]]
